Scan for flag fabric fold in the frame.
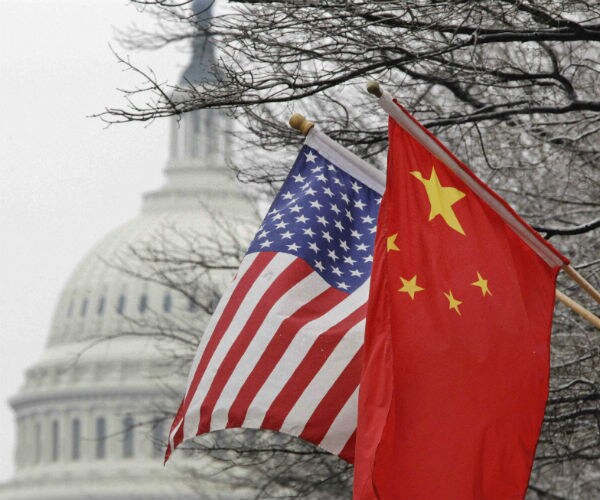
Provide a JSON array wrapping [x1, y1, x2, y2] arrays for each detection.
[[353, 98, 568, 500], [166, 129, 384, 464]]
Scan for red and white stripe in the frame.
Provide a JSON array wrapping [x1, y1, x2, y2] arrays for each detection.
[[166, 251, 368, 462]]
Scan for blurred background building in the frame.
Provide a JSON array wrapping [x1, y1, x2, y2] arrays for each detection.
[[0, 1, 257, 498]]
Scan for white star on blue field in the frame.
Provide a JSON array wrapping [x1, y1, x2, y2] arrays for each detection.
[[248, 147, 381, 293]]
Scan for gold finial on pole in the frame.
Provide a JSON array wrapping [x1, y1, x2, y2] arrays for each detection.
[[289, 113, 315, 136], [367, 80, 383, 98]]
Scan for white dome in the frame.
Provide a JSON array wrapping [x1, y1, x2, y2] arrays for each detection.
[[22, 201, 255, 396], [1, 100, 259, 499], [0, 12, 264, 494], [47, 202, 253, 349]]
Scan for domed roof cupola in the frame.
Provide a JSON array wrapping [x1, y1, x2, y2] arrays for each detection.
[[180, 0, 217, 85], [143, 0, 241, 214]]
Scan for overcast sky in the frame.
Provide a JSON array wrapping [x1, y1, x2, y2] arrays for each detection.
[[0, 0, 187, 480]]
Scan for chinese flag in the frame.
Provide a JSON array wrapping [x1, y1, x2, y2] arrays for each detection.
[[354, 102, 568, 500]]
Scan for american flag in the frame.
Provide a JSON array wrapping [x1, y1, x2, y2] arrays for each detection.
[[166, 129, 384, 463]]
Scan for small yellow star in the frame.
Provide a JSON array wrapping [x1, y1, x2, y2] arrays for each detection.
[[387, 233, 400, 252], [398, 275, 425, 300], [472, 272, 492, 296], [444, 290, 463, 316], [410, 166, 466, 235]]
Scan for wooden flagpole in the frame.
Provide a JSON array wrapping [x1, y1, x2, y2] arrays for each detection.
[[556, 290, 600, 330], [562, 264, 600, 305], [366, 80, 600, 329]]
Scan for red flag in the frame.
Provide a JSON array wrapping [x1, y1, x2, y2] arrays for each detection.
[[354, 100, 568, 500]]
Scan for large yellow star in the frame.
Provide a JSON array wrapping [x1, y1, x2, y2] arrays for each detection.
[[472, 272, 492, 296], [398, 275, 425, 300], [410, 167, 466, 235], [387, 233, 400, 252], [444, 290, 463, 316]]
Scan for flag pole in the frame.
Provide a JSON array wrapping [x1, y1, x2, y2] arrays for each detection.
[[556, 290, 600, 330], [289, 113, 315, 136], [562, 265, 600, 305]]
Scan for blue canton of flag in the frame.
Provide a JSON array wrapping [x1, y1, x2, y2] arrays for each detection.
[[248, 146, 382, 293]]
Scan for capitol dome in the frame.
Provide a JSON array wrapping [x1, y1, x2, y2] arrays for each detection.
[[0, 2, 258, 498]]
